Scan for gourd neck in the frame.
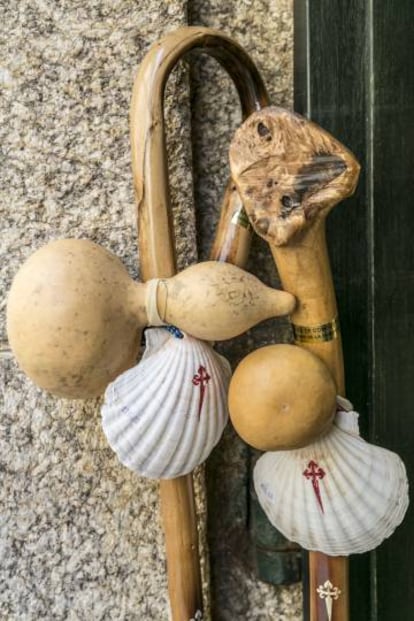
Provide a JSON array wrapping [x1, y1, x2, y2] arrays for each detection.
[[129, 281, 148, 328]]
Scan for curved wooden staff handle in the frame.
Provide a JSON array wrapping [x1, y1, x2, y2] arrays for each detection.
[[230, 106, 360, 621], [131, 26, 269, 280], [130, 27, 269, 620], [210, 180, 253, 266]]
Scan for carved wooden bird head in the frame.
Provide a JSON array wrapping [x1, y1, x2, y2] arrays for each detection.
[[229, 106, 360, 246]]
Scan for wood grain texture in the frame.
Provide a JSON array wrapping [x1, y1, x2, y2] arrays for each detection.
[[370, 2, 414, 619], [230, 105, 360, 621], [159, 476, 202, 620], [130, 26, 268, 281], [210, 181, 252, 266], [230, 107, 359, 249]]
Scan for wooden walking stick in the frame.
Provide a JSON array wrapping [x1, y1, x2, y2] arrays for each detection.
[[130, 26, 269, 620], [229, 106, 360, 621]]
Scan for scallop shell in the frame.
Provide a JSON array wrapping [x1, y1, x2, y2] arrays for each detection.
[[101, 328, 231, 479], [254, 399, 409, 556]]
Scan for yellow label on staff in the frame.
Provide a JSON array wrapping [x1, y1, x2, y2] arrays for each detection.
[[292, 317, 340, 343]]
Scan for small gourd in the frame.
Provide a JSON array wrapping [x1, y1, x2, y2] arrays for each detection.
[[228, 344, 337, 450], [149, 260, 295, 341]]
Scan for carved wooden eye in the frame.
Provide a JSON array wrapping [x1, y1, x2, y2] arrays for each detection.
[[255, 217, 270, 234], [281, 195, 300, 209], [257, 122, 272, 140]]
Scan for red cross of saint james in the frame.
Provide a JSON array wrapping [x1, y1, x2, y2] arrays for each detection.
[[192, 365, 211, 418], [303, 460, 326, 513]]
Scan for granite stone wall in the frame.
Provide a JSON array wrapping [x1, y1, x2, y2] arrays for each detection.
[[0, 1, 300, 619]]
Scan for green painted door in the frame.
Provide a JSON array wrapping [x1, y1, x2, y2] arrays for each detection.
[[294, 1, 414, 619]]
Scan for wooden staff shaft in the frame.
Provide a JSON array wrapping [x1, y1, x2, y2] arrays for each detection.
[[159, 183, 253, 620], [309, 553, 349, 621], [131, 27, 268, 620], [159, 477, 201, 619], [271, 225, 345, 391], [271, 225, 348, 621], [210, 182, 252, 267]]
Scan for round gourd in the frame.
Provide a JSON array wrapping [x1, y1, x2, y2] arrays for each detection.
[[6, 239, 144, 398], [228, 344, 337, 450]]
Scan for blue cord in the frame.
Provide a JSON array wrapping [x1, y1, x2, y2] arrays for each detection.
[[163, 325, 184, 339]]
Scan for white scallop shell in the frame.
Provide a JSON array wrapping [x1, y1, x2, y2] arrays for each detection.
[[254, 399, 409, 556], [101, 328, 231, 479]]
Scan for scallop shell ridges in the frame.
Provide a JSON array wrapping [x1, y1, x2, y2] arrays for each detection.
[[101, 328, 231, 479], [254, 406, 409, 556]]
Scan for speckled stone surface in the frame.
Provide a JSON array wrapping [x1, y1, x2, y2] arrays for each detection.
[[1, 0, 299, 619], [0, 356, 169, 619], [0, 2, 198, 620]]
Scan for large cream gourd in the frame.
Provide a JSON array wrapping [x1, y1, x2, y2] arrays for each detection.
[[7, 239, 143, 399], [6, 238, 295, 398]]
